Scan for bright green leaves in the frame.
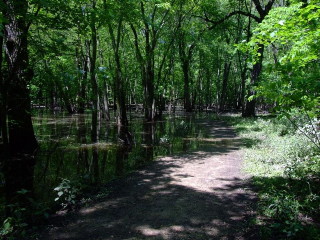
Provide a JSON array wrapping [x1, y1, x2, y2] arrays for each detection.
[[155, 2, 171, 10], [241, 1, 320, 115], [251, 2, 320, 68]]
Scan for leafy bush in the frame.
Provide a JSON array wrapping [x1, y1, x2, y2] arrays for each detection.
[[0, 211, 28, 240], [54, 179, 79, 209], [232, 115, 320, 239], [0, 189, 49, 239]]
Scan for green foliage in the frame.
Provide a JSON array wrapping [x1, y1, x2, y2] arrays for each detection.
[[0, 189, 49, 239], [54, 179, 79, 209], [0, 207, 31, 239], [0, 215, 28, 240], [25, 0, 244, 113], [261, 190, 304, 238], [241, 1, 320, 115], [231, 116, 320, 239], [0, 205, 30, 239]]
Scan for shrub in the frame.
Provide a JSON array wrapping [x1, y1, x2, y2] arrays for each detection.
[[54, 179, 79, 209], [232, 115, 320, 239]]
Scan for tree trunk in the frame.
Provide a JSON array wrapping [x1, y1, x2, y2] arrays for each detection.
[[130, 1, 158, 122], [182, 60, 192, 112], [242, 45, 264, 117], [3, 0, 38, 215], [178, 31, 195, 113], [101, 82, 110, 121], [90, 0, 98, 142], [76, 46, 88, 114], [219, 61, 232, 111], [145, 61, 155, 121], [0, 31, 8, 146], [108, 21, 128, 126], [144, 6, 155, 122], [240, 66, 247, 115]]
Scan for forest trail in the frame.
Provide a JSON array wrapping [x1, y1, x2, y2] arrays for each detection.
[[40, 120, 257, 240]]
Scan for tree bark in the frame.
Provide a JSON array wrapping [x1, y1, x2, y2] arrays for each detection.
[[76, 44, 88, 114], [182, 60, 192, 112], [241, 0, 274, 117], [178, 30, 195, 113], [219, 61, 232, 111], [2, 0, 38, 215], [242, 44, 264, 117], [108, 20, 128, 126], [90, 0, 98, 142], [0, 30, 8, 146], [142, 2, 156, 121], [130, 1, 169, 121]]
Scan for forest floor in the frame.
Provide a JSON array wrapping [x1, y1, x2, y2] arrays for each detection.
[[39, 120, 258, 240]]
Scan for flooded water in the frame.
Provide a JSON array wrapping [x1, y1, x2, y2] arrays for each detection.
[[32, 111, 215, 209]]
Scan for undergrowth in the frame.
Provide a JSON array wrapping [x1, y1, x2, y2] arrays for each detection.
[[229, 114, 320, 240]]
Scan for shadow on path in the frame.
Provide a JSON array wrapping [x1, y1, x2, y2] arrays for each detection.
[[41, 120, 258, 240]]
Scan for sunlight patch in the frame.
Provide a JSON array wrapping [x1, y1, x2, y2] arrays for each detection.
[[136, 225, 185, 238], [136, 225, 169, 237]]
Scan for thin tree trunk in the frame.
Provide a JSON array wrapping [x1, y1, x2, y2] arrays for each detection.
[[0, 30, 8, 146], [182, 60, 192, 112], [178, 31, 195, 113], [76, 45, 88, 114], [130, 1, 163, 122], [90, 0, 98, 142], [219, 61, 232, 111], [108, 20, 128, 126], [101, 81, 110, 121], [143, 2, 155, 121], [243, 44, 264, 117]]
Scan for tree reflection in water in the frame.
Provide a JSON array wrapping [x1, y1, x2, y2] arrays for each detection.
[[31, 112, 210, 209]]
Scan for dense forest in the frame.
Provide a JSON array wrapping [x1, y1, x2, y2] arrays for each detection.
[[0, 0, 319, 239]]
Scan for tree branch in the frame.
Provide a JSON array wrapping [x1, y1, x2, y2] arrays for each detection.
[[27, 5, 41, 31], [130, 24, 144, 64], [265, 0, 276, 15], [252, 0, 264, 17], [194, 10, 260, 30]]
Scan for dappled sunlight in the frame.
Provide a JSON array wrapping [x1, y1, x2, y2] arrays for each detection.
[[39, 119, 258, 240], [42, 166, 256, 239], [183, 137, 240, 142], [135, 224, 220, 239], [79, 198, 130, 215], [136, 225, 171, 238]]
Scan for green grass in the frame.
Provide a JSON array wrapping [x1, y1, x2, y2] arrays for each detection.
[[227, 115, 320, 240]]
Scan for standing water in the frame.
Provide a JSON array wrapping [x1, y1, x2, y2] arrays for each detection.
[[31, 111, 213, 210]]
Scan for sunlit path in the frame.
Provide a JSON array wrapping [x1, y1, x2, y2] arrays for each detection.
[[40, 120, 257, 240]]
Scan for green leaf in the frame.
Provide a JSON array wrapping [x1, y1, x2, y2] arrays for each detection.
[[248, 95, 255, 102]]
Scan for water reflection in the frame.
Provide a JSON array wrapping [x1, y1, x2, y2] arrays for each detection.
[[32, 112, 211, 208]]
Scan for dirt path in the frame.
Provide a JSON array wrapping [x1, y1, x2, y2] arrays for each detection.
[[40, 120, 257, 240]]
